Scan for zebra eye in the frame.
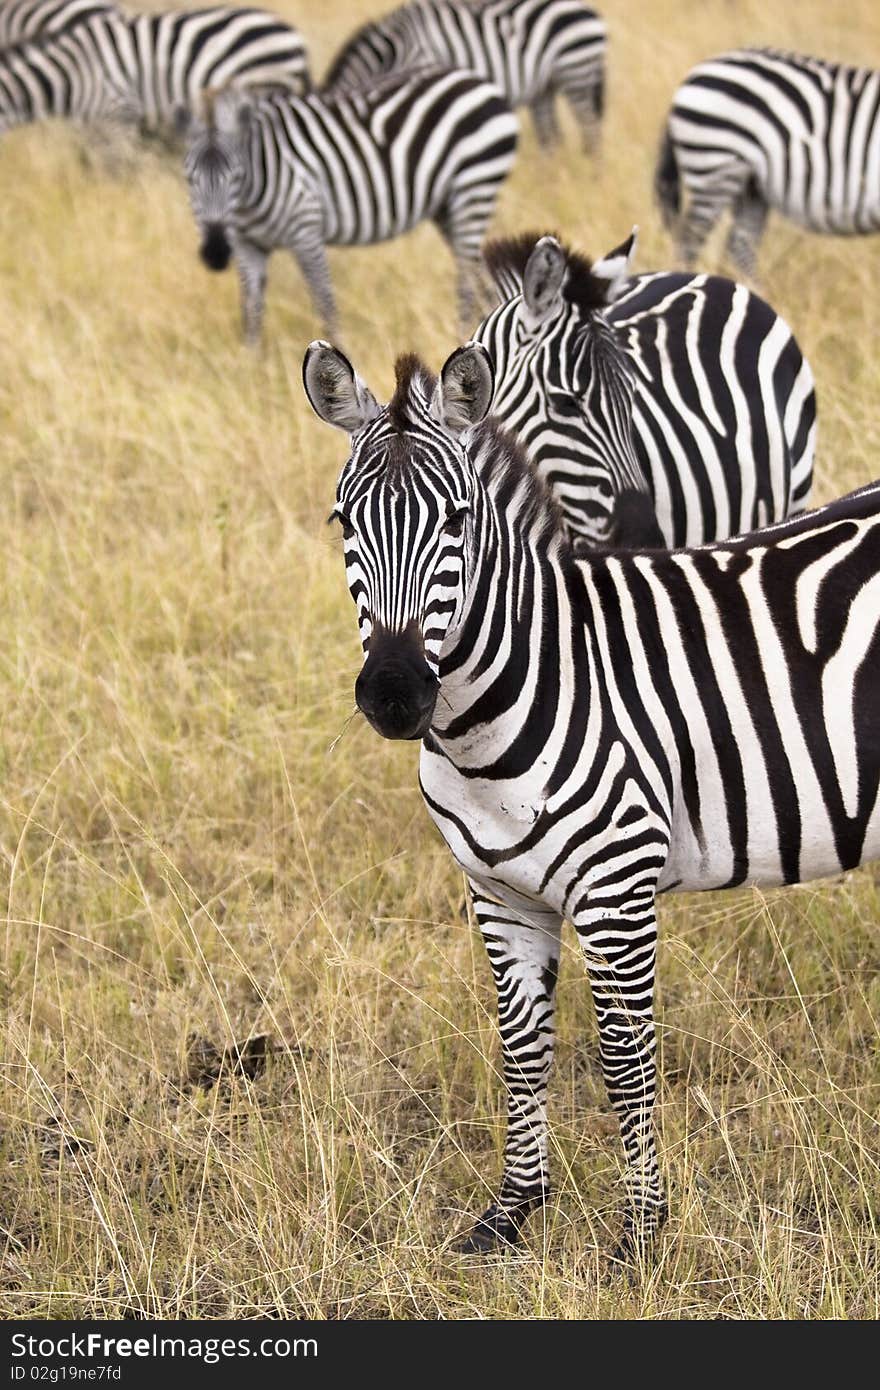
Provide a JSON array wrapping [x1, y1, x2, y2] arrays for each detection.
[[329, 509, 355, 540], [442, 510, 466, 537]]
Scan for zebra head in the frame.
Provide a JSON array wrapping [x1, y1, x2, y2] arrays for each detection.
[[182, 87, 251, 273], [476, 229, 663, 549], [303, 340, 494, 741]]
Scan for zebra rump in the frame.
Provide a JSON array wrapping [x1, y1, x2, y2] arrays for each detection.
[[657, 48, 880, 276]]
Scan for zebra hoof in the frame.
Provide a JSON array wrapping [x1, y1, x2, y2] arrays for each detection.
[[454, 1202, 530, 1254], [609, 1203, 669, 1267]]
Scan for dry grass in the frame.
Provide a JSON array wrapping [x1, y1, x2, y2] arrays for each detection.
[[1, 0, 879, 1320]]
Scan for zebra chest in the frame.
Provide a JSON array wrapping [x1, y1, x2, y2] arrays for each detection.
[[418, 743, 645, 914]]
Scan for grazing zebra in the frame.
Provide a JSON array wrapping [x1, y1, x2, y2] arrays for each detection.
[[0, 8, 310, 142], [304, 332, 880, 1256], [182, 72, 518, 341], [656, 48, 880, 277], [474, 230, 816, 547], [0, 0, 113, 47], [324, 0, 606, 152]]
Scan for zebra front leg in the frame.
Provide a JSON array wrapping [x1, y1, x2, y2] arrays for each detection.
[[235, 239, 269, 345], [456, 884, 562, 1254], [573, 900, 666, 1258], [291, 238, 338, 338]]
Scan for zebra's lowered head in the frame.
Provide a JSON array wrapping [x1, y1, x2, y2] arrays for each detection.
[[182, 87, 253, 273], [476, 227, 665, 550], [303, 339, 497, 742]]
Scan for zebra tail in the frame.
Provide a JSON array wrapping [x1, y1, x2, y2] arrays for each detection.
[[654, 124, 679, 234]]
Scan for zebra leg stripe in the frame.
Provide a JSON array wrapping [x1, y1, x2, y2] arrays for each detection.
[[235, 238, 268, 345], [725, 184, 769, 281], [457, 884, 562, 1252], [290, 237, 338, 337], [574, 898, 667, 1246], [530, 88, 560, 149]]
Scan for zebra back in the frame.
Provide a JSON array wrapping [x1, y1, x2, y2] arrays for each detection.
[[0, 0, 115, 48]]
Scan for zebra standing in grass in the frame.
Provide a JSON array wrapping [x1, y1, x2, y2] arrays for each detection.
[[323, 0, 606, 152], [0, 0, 113, 47], [182, 72, 518, 341], [474, 230, 816, 547], [304, 332, 880, 1256], [0, 8, 310, 142], [656, 49, 880, 277]]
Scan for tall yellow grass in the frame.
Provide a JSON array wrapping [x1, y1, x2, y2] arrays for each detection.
[[1, 0, 878, 1319]]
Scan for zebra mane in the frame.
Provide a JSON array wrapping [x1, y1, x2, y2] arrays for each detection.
[[388, 353, 435, 432], [386, 352, 568, 551], [483, 231, 613, 313]]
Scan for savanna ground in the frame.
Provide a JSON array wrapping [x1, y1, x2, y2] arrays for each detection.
[[1, 0, 879, 1321]]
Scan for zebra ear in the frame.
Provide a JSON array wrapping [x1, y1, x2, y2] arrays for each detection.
[[431, 343, 494, 436], [591, 227, 638, 303], [522, 236, 567, 320], [302, 341, 379, 433]]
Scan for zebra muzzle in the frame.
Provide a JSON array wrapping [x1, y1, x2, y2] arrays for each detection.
[[355, 627, 438, 741], [200, 224, 232, 271]]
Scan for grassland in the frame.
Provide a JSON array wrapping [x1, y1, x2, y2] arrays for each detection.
[[1, 0, 879, 1320]]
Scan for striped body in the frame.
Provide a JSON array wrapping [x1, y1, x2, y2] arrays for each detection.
[[657, 48, 880, 275], [0, 0, 113, 46], [305, 337, 880, 1254], [475, 233, 815, 547], [324, 0, 606, 150], [0, 8, 310, 138], [184, 71, 518, 340]]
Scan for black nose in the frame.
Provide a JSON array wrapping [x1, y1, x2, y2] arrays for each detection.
[[355, 626, 438, 741], [200, 223, 231, 271]]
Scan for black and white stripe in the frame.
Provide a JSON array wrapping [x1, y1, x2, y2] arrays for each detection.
[[0, 0, 113, 47], [656, 48, 880, 277], [183, 71, 518, 341], [305, 336, 880, 1256], [324, 0, 606, 151], [0, 7, 310, 139], [474, 231, 816, 547]]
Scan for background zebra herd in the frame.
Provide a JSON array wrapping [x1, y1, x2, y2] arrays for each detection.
[[1, 0, 879, 1316]]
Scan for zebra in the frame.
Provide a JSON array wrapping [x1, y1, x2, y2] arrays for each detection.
[[474, 229, 816, 547], [0, 8, 310, 144], [0, 0, 113, 47], [304, 331, 880, 1257], [656, 48, 880, 278], [182, 72, 518, 341], [323, 0, 607, 153]]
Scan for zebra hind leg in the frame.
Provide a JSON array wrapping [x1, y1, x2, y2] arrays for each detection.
[[455, 885, 562, 1255], [725, 179, 768, 282], [573, 900, 667, 1262], [560, 77, 603, 155], [530, 90, 560, 149]]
